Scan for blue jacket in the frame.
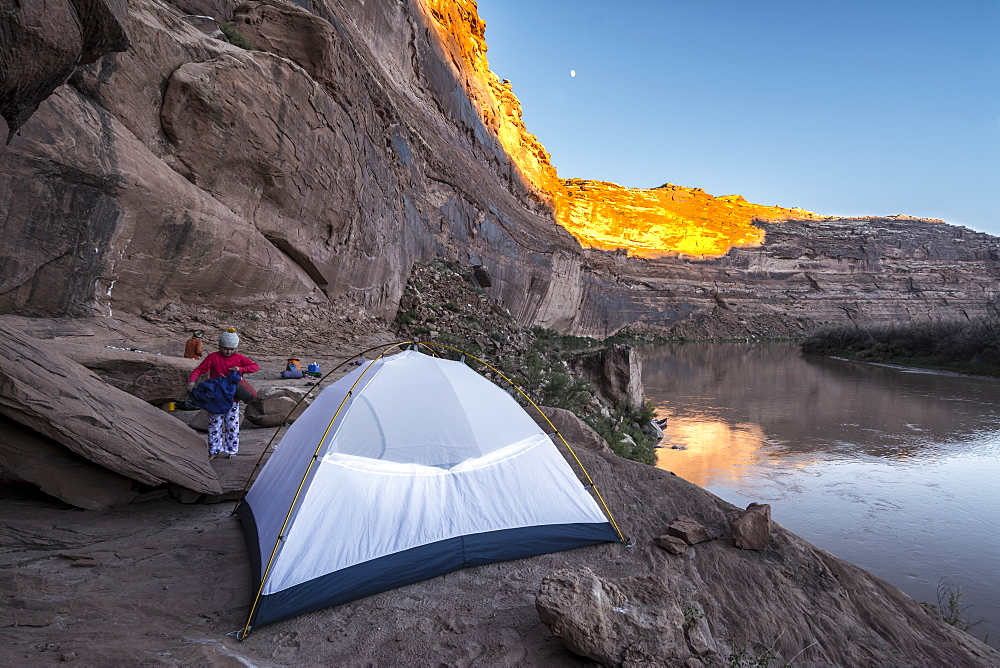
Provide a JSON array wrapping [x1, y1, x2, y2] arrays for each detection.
[[189, 371, 240, 414]]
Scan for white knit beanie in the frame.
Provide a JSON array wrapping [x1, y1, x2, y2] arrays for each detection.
[[220, 328, 239, 348]]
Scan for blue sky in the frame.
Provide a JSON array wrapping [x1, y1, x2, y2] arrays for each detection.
[[474, 0, 1000, 236]]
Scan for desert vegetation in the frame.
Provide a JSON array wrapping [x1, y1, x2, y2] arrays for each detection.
[[801, 318, 1000, 377], [921, 580, 986, 639], [395, 260, 659, 464], [220, 23, 255, 50]]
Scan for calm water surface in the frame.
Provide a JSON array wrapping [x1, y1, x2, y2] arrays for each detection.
[[640, 342, 1000, 647]]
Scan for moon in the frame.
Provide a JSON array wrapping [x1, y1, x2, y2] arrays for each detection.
[[570, 69, 576, 78]]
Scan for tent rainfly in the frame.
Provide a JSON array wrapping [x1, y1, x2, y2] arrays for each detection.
[[236, 349, 622, 634]]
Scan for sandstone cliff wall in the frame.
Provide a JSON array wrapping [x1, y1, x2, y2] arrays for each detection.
[[579, 217, 1000, 338], [0, 0, 997, 340], [0, 0, 582, 330]]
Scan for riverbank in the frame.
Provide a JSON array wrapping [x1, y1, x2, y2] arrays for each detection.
[[801, 319, 1000, 378], [830, 356, 1000, 380], [3, 301, 999, 663], [4, 424, 998, 666], [642, 341, 1000, 649]]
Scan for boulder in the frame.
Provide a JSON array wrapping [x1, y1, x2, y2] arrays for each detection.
[[666, 515, 713, 546], [0, 415, 139, 509], [245, 386, 313, 427], [0, 323, 221, 494], [230, 1, 340, 87], [654, 534, 687, 555], [535, 567, 703, 666], [567, 344, 644, 409], [472, 265, 492, 288], [188, 408, 218, 433], [642, 418, 664, 442], [530, 405, 612, 454], [49, 341, 193, 404], [731, 503, 772, 551]]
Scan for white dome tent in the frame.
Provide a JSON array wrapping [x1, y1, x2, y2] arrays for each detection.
[[234, 345, 626, 637]]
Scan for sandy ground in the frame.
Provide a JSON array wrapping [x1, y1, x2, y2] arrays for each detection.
[[0, 344, 601, 666], [0, 477, 599, 667]]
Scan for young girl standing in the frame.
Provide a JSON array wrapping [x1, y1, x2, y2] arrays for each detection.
[[187, 328, 260, 459]]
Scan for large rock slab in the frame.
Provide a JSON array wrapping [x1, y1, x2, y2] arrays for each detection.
[[0, 323, 220, 494], [530, 404, 612, 454], [230, 1, 339, 87], [0, 415, 139, 509], [49, 341, 193, 404], [567, 344, 644, 409], [0, 0, 129, 138], [536, 567, 703, 666]]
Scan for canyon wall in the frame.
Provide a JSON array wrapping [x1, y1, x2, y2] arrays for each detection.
[[580, 217, 1000, 338], [0, 0, 997, 340], [0, 0, 579, 331], [421, 0, 1000, 337]]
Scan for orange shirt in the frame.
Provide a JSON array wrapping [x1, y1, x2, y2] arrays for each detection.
[[183, 337, 203, 359]]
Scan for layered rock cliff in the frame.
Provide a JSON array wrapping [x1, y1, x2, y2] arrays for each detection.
[[1, 0, 997, 343], [1, 0, 572, 332], [579, 216, 1000, 338]]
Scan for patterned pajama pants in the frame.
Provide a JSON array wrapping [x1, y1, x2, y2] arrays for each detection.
[[207, 402, 241, 455]]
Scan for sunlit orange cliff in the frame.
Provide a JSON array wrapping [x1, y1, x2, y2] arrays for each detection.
[[424, 0, 820, 257]]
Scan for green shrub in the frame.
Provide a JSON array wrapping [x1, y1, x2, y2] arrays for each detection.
[[585, 402, 658, 465], [921, 580, 983, 633], [725, 641, 778, 667], [434, 331, 484, 362], [220, 23, 256, 50]]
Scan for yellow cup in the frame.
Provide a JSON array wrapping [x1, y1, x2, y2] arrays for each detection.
[[166, 402, 175, 411]]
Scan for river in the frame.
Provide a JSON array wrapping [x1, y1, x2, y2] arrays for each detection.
[[640, 342, 1000, 647]]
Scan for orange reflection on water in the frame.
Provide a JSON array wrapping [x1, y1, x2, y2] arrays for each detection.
[[654, 413, 768, 488]]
